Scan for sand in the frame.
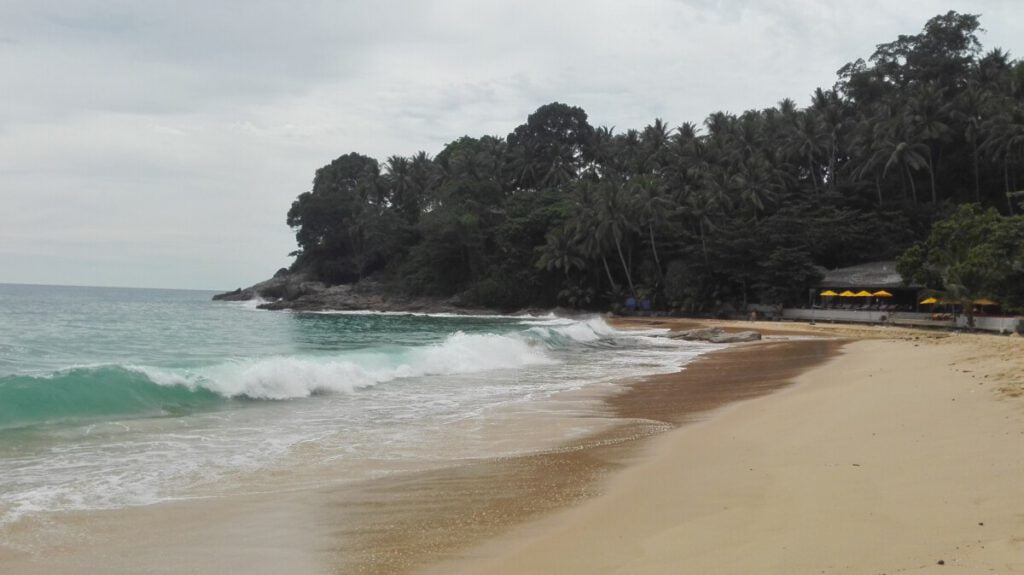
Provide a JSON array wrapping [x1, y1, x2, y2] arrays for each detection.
[[422, 320, 1024, 574], [3, 319, 1022, 574]]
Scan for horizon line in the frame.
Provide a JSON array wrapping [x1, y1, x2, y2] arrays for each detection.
[[0, 281, 220, 293]]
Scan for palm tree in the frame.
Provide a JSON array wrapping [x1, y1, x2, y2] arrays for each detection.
[[811, 88, 847, 192], [595, 181, 639, 298], [409, 151, 439, 211], [631, 176, 674, 284], [641, 118, 673, 174], [981, 102, 1024, 214], [384, 155, 418, 222], [783, 110, 829, 194], [879, 138, 932, 204], [536, 226, 586, 277], [680, 187, 721, 265], [904, 82, 950, 202], [951, 83, 991, 201], [568, 183, 620, 293], [731, 155, 778, 223]]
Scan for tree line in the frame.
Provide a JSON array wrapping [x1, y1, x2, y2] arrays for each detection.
[[285, 12, 1024, 313]]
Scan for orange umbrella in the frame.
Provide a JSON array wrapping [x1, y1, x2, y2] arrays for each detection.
[[873, 290, 893, 297], [854, 290, 874, 297], [919, 297, 938, 305], [820, 290, 838, 296], [973, 298, 998, 306], [839, 290, 856, 297]]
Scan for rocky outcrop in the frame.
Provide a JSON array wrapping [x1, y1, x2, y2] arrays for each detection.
[[213, 273, 501, 314], [212, 269, 326, 302], [672, 327, 762, 343]]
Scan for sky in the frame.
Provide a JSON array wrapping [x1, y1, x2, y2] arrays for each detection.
[[1, 1, 1021, 290]]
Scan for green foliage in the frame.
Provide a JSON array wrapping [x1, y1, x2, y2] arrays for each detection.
[[897, 205, 1024, 322], [283, 12, 1024, 313]]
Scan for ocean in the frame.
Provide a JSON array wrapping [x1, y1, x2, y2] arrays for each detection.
[[0, 283, 711, 525]]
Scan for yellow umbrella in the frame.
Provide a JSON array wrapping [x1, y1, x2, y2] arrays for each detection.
[[873, 290, 893, 297], [919, 297, 938, 305], [973, 298, 998, 306], [839, 290, 857, 297], [854, 290, 874, 297], [819, 290, 838, 296]]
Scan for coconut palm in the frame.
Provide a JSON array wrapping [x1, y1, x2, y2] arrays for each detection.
[[783, 110, 829, 194], [536, 226, 586, 277], [981, 102, 1024, 213], [631, 176, 675, 284]]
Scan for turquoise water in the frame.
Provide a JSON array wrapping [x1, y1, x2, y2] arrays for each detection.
[[0, 283, 708, 522]]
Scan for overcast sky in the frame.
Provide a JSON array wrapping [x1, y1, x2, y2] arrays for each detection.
[[1, 1, 1020, 290]]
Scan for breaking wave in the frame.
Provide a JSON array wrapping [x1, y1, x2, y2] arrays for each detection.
[[0, 318, 625, 430]]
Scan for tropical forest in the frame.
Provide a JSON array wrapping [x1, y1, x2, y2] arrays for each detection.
[[283, 12, 1024, 313]]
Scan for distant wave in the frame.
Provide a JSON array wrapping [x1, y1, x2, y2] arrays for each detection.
[[0, 318, 629, 430], [0, 366, 225, 430]]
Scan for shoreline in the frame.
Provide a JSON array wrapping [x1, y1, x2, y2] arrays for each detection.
[[4, 319, 1020, 573], [0, 321, 838, 574], [421, 320, 1024, 574], [322, 334, 842, 573]]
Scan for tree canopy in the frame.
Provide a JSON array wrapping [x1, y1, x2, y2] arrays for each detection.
[[285, 12, 1024, 313]]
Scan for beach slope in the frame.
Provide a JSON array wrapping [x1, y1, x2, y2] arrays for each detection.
[[426, 332, 1024, 574]]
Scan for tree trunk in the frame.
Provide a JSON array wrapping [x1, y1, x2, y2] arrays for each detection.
[[699, 220, 710, 265], [927, 155, 937, 203], [1006, 157, 1015, 215], [613, 235, 637, 298], [600, 255, 618, 292], [648, 223, 664, 285], [875, 172, 884, 206], [829, 135, 837, 193], [906, 165, 919, 203], [807, 153, 818, 194], [972, 141, 980, 203]]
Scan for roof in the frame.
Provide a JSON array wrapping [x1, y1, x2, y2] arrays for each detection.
[[818, 261, 920, 289]]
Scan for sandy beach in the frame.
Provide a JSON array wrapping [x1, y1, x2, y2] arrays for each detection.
[[423, 320, 1024, 574], [2, 319, 1022, 574]]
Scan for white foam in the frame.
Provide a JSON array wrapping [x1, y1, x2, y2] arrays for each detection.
[[304, 309, 536, 320], [130, 331, 555, 401], [0, 315, 715, 524]]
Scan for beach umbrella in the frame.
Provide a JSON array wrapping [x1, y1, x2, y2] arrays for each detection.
[[973, 298, 998, 306], [854, 290, 874, 297], [873, 290, 893, 297], [919, 297, 938, 305], [819, 290, 838, 297], [839, 290, 856, 297]]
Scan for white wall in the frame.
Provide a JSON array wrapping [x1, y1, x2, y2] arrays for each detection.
[[782, 308, 1022, 333]]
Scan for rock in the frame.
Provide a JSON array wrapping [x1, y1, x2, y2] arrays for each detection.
[[211, 288, 247, 301], [212, 271, 319, 302], [709, 330, 762, 343], [671, 327, 762, 343], [673, 327, 725, 341]]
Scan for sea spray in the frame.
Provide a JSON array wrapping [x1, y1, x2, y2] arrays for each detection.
[[0, 285, 712, 523]]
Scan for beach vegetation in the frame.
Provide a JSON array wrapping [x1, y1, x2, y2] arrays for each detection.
[[897, 205, 1024, 325], [284, 12, 1024, 313]]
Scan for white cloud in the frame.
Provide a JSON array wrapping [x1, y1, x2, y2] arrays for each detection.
[[0, 0, 1020, 288]]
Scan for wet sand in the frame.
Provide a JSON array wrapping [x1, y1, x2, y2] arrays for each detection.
[[425, 321, 1024, 574], [0, 325, 840, 574], [323, 337, 841, 574]]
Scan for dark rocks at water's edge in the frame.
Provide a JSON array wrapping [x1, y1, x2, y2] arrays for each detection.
[[671, 327, 762, 344], [211, 270, 506, 315], [212, 268, 326, 303]]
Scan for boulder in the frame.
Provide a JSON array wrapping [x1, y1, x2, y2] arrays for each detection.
[[211, 288, 250, 301], [708, 330, 762, 343], [672, 327, 762, 343], [673, 327, 724, 341]]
